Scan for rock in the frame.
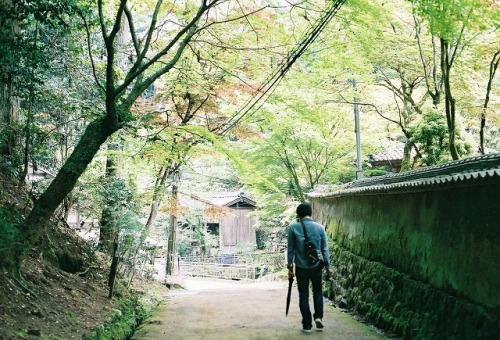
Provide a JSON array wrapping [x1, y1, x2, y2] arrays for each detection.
[[29, 310, 43, 318], [339, 297, 348, 309], [27, 329, 41, 336]]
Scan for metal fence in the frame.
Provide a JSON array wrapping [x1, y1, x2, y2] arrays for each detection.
[[176, 252, 286, 280]]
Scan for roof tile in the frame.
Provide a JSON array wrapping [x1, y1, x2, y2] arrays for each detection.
[[309, 153, 500, 197]]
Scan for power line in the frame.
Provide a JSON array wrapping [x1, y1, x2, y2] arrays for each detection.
[[217, 0, 347, 135]]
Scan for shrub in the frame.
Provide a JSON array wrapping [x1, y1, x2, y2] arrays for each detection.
[[0, 207, 22, 268]]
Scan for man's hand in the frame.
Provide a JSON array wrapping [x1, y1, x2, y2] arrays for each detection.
[[326, 268, 333, 280], [288, 269, 294, 279]]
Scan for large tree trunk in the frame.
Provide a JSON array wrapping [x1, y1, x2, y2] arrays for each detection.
[[98, 12, 129, 252], [20, 116, 119, 258], [98, 141, 121, 252], [0, 1, 20, 161]]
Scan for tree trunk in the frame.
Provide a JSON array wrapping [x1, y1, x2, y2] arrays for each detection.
[[480, 50, 500, 154], [440, 38, 459, 160], [20, 116, 118, 259], [98, 141, 121, 252], [166, 169, 180, 276], [63, 192, 73, 221], [400, 141, 413, 171], [98, 13, 130, 252], [0, 73, 20, 160], [144, 166, 170, 230], [108, 242, 119, 299], [20, 85, 34, 184], [0, 4, 20, 162]]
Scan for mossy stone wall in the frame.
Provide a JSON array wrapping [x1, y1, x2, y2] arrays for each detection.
[[312, 182, 500, 338], [325, 245, 499, 339]]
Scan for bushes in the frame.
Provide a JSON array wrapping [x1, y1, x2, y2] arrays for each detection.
[[0, 206, 22, 269]]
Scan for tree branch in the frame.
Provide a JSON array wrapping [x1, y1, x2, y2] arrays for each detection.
[[413, 12, 432, 95], [123, 5, 140, 56], [132, 0, 163, 72], [81, 14, 105, 93], [97, 0, 108, 40], [107, 0, 128, 44], [326, 99, 402, 127], [116, 0, 218, 99]]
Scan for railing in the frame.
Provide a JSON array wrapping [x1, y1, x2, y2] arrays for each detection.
[[176, 252, 285, 280]]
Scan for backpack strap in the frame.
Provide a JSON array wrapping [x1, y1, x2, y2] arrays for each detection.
[[299, 218, 310, 241]]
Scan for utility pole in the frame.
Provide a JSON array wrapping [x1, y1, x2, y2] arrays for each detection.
[[352, 79, 364, 180], [166, 168, 180, 276]]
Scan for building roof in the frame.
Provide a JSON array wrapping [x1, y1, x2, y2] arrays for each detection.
[[369, 144, 405, 162], [309, 153, 500, 198], [204, 191, 257, 207]]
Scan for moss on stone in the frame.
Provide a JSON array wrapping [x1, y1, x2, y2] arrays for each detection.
[[83, 292, 161, 340], [325, 246, 500, 339]]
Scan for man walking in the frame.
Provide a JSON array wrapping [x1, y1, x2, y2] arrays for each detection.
[[287, 203, 333, 333]]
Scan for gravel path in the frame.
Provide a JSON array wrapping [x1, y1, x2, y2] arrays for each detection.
[[132, 277, 386, 340]]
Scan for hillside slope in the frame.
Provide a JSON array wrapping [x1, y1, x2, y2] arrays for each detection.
[[0, 174, 165, 339]]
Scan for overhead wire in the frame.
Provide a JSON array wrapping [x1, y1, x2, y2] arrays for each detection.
[[217, 0, 347, 135]]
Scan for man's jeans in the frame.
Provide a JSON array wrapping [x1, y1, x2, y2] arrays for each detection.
[[295, 266, 323, 329]]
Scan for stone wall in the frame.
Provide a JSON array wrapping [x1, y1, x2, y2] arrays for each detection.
[[310, 154, 500, 338]]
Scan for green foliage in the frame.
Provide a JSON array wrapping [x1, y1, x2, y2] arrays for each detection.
[[364, 168, 390, 177], [409, 111, 449, 165], [7, 0, 81, 25], [14, 329, 28, 339], [411, 0, 489, 41], [236, 242, 257, 255], [0, 206, 22, 268], [408, 111, 472, 165], [117, 212, 149, 265], [98, 173, 143, 256], [184, 125, 282, 195], [0, 160, 20, 179], [0, 0, 100, 173], [176, 211, 220, 257], [2, 0, 498, 268], [241, 88, 356, 217], [177, 227, 215, 257], [101, 177, 136, 212]]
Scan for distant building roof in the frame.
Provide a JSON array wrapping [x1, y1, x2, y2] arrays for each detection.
[[204, 191, 256, 208], [369, 144, 405, 162], [368, 143, 418, 173]]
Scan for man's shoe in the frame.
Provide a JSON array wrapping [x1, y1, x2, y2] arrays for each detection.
[[314, 318, 324, 329], [302, 328, 312, 333]]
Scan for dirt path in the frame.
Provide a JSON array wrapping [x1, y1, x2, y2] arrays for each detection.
[[132, 277, 385, 340]]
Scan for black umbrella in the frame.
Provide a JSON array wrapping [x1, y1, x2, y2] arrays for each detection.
[[286, 276, 294, 316]]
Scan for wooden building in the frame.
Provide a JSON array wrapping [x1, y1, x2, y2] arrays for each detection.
[[204, 192, 257, 254], [368, 144, 405, 173]]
